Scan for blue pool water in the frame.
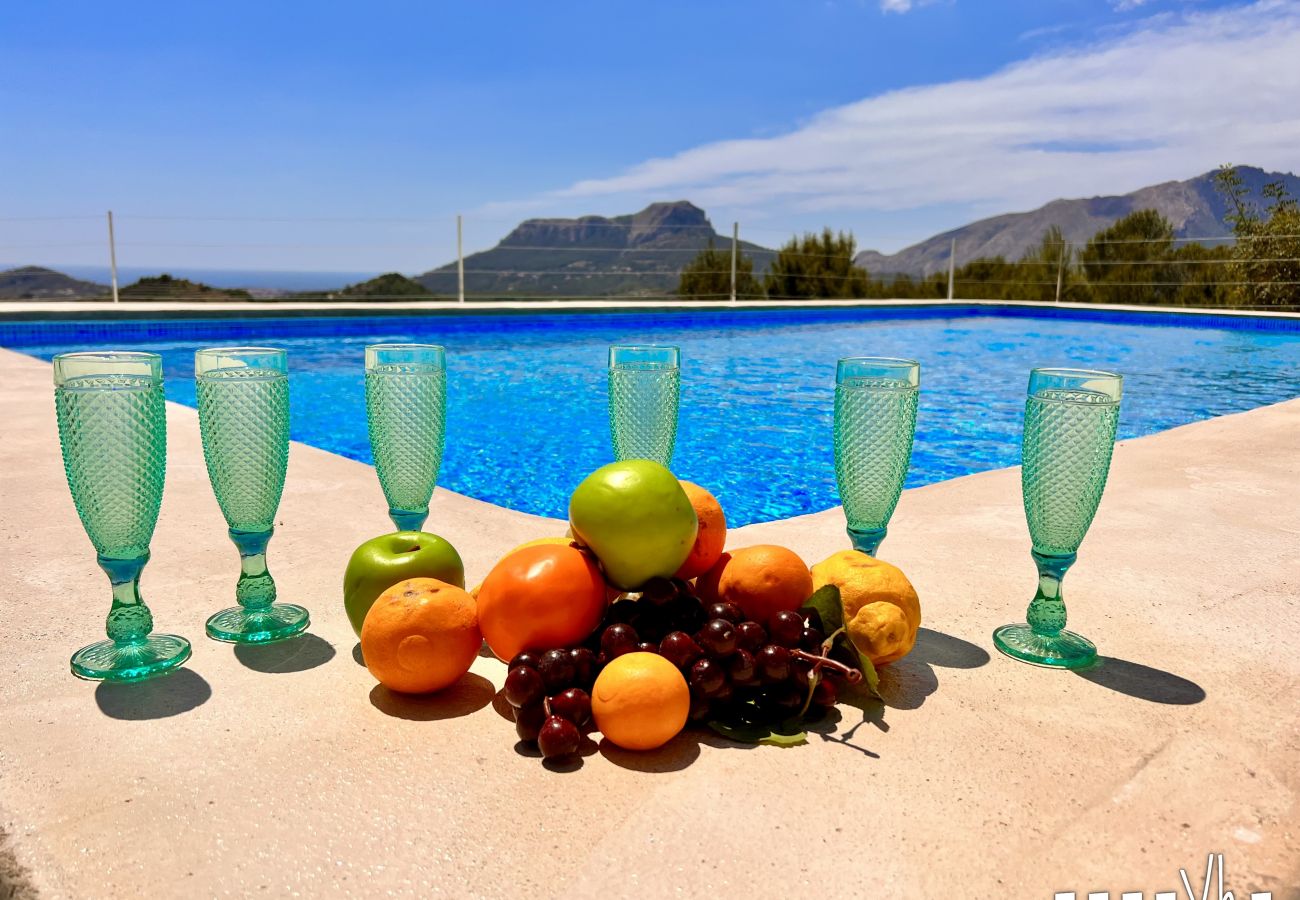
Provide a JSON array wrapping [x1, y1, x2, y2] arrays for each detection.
[[6, 307, 1299, 526]]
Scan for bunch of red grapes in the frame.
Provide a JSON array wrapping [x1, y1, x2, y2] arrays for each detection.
[[501, 577, 857, 761]]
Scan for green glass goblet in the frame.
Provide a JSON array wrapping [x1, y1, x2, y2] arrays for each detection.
[[833, 357, 920, 556], [993, 368, 1123, 669], [608, 344, 680, 466], [54, 351, 192, 681], [364, 344, 446, 532], [196, 347, 309, 643]]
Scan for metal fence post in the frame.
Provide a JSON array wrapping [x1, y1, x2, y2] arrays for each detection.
[[730, 222, 738, 304], [457, 214, 465, 304], [1055, 240, 1067, 304], [946, 238, 956, 302], [107, 210, 119, 303]]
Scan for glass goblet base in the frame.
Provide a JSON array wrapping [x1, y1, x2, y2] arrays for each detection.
[[71, 634, 192, 682], [992, 624, 1096, 669], [205, 603, 310, 644]]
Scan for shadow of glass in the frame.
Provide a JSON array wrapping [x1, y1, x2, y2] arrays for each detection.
[[234, 633, 336, 673], [865, 627, 991, 712], [351, 642, 365, 667], [598, 731, 701, 772], [368, 672, 494, 720], [95, 668, 213, 720], [911, 628, 991, 669], [1076, 656, 1206, 705]]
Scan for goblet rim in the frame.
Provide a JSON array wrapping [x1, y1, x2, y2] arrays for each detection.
[[836, 356, 920, 387], [365, 343, 446, 371], [195, 347, 287, 379], [54, 350, 161, 362], [1030, 366, 1122, 381], [196, 346, 285, 359], [838, 355, 919, 366], [1028, 366, 1123, 402], [608, 344, 680, 368], [365, 342, 446, 351], [53, 350, 163, 385]]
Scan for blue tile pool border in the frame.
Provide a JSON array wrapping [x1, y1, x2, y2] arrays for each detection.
[[1, 301, 1298, 348]]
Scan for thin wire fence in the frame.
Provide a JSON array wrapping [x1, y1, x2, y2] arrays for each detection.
[[1, 211, 1298, 310]]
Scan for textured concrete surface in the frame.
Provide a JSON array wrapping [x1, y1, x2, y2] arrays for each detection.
[[0, 345, 1296, 899]]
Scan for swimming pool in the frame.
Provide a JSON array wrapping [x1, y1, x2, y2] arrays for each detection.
[[5, 306, 1299, 526]]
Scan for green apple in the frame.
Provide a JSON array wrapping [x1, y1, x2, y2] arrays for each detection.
[[568, 460, 697, 591], [343, 531, 465, 635]]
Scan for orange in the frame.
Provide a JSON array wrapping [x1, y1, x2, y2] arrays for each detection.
[[471, 536, 622, 603], [810, 550, 921, 666], [361, 577, 481, 694], [673, 482, 727, 580], [591, 652, 690, 751], [697, 544, 813, 627], [476, 543, 608, 661]]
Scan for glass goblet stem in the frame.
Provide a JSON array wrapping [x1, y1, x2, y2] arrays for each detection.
[[100, 552, 155, 643], [1024, 550, 1076, 637], [230, 527, 276, 612], [388, 508, 427, 532], [847, 525, 888, 557]]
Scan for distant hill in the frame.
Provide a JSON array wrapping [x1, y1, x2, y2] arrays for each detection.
[[326, 272, 434, 299], [117, 274, 253, 301], [416, 201, 774, 297], [0, 266, 106, 299], [856, 167, 1300, 278]]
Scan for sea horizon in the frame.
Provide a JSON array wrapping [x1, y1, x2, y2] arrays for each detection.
[[19, 264, 391, 292]]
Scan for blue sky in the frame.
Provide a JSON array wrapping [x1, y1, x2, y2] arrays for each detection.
[[3, 0, 1298, 278]]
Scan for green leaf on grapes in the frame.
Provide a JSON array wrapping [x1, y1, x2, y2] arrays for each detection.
[[760, 728, 809, 747], [826, 627, 880, 699], [801, 584, 843, 633], [854, 647, 881, 698], [706, 719, 807, 747]]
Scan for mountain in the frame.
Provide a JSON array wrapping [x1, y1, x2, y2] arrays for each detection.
[[416, 201, 774, 297], [338, 272, 432, 298], [855, 167, 1300, 278], [117, 274, 253, 301], [292, 272, 434, 300], [0, 266, 107, 299]]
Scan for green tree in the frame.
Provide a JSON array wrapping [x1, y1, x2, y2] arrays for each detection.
[[1012, 225, 1074, 302], [1168, 242, 1234, 307], [1078, 209, 1178, 306], [763, 228, 870, 299], [1214, 164, 1300, 308], [948, 256, 1018, 300], [676, 240, 764, 299]]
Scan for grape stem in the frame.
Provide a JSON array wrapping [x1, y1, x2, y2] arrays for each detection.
[[788, 649, 864, 685], [791, 632, 865, 719]]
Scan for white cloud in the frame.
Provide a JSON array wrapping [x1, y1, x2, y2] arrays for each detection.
[[1112, 0, 1154, 9], [880, 0, 944, 12], [543, 1, 1300, 241]]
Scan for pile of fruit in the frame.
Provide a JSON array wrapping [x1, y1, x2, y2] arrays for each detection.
[[345, 459, 922, 766]]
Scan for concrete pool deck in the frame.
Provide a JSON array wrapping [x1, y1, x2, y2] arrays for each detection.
[[0, 344, 1296, 898], [4, 295, 1300, 325]]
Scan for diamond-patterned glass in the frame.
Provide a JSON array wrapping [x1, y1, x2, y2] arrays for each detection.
[[197, 369, 289, 531], [608, 345, 679, 467], [56, 374, 166, 559], [834, 377, 919, 534], [1021, 389, 1120, 556]]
